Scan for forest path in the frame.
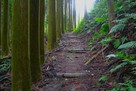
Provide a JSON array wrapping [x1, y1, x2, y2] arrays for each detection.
[[36, 33, 100, 91]]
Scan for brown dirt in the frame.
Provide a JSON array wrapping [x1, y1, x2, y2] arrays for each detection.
[[34, 33, 110, 91]]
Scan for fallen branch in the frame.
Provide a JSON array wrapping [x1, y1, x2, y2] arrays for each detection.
[[84, 46, 108, 65]]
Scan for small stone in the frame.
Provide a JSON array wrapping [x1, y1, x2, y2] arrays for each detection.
[[91, 74, 94, 76]]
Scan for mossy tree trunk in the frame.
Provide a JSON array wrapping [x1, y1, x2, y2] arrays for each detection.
[[1, 0, 9, 57], [29, 0, 42, 83], [47, 0, 57, 51], [56, 0, 61, 39], [12, 0, 32, 90], [39, 0, 45, 64], [73, 0, 76, 28], [107, 0, 115, 29]]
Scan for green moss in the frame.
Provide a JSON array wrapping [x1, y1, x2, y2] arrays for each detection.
[[12, 0, 32, 91], [29, 0, 42, 83], [1, 0, 9, 57]]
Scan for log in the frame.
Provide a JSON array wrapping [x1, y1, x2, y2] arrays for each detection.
[[84, 46, 108, 65], [67, 50, 89, 53], [56, 73, 86, 78]]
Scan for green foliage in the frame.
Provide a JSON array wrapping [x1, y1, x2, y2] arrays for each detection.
[[100, 23, 109, 34], [109, 24, 126, 34], [113, 18, 128, 24], [73, 18, 85, 32], [118, 41, 136, 49], [74, 0, 136, 90], [98, 75, 109, 87], [98, 75, 108, 83], [101, 36, 113, 46], [95, 17, 107, 24], [107, 51, 136, 74], [111, 80, 136, 91], [113, 37, 127, 48], [0, 59, 11, 75], [110, 62, 127, 73], [92, 32, 103, 40], [0, 58, 11, 83], [126, 13, 136, 19]]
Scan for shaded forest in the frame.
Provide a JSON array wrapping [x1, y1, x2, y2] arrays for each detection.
[[0, 0, 136, 91]]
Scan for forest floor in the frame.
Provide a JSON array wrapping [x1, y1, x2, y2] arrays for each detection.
[[34, 33, 109, 91]]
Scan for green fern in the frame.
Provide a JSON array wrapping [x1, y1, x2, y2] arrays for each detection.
[[128, 60, 136, 65], [109, 24, 125, 34], [98, 75, 108, 83], [113, 18, 128, 24], [110, 62, 127, 73], [95, 17, 106, 24], [100, 23, 109, 34], [126, 13, 136, 19], [118, 41, 136, 49]]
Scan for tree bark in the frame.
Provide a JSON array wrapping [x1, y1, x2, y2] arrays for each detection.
[[64, 0, 67, 31], [29, 0, 42, 83], [73, 0, 76, 28], [0, 0, 1, 50], [107, 0, 115, 29], [12, 0, 32, 90], [61, 0, 64, 33], [1, 0, 9, 57], [56, 0, 61, 39], [39, 0, 45, 64], [84, 0, 88, 20], [47, 0, 57, 51]]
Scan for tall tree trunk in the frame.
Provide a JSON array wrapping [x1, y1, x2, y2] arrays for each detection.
[[29, 0, 42, 83], [61, 0, 64, 33], [47, 0, 57, 51], [84, 0, 88, 20], [56, 0, 61, 39], [73, 0, 76, 28], [64, 0, 67, 32], [70, 0, 73, 31], [0, 0, 1, 58], [1, 0, 9, 57], [12, 0, 32, 90], [107, 0, 115, 29], [39, 0, 45, 64], [0, 0, 1, 50], [78, 13, 80, 24], [68, 0, 72, 31]]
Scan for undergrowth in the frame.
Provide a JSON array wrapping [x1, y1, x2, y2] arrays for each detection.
[[74, 0, 136, 90]]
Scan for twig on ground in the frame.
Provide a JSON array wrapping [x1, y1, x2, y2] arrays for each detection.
[[84, 46, 108, 65]]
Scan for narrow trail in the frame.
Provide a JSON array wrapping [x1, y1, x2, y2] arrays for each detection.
[[37, 33, 103, 91]]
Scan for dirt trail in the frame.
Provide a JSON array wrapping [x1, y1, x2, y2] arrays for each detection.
[[36, 33, 102, 91]]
